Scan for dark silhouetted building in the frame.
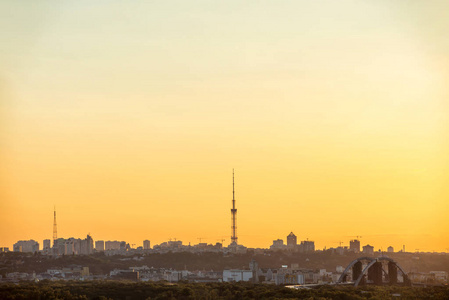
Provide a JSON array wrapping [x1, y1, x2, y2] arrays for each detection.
[[287, 232, 297, 248], [363, 244, 374, 255], [95, 240, 105, 251], [350, 239, 361, 253], [13, 240, 39, 253], [299, 240, 315, 253]]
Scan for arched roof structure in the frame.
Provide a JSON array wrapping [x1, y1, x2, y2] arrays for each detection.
[[337, 256, 409, 286]]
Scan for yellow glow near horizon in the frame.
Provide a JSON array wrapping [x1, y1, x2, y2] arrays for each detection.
[[1, 1, 448, 252]]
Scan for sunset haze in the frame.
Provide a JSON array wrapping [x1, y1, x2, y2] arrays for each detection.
[[1, 1, 448, 252]]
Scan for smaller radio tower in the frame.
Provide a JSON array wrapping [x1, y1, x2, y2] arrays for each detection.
[[231, 169, 238, 245], [53, 206, 57, 247]]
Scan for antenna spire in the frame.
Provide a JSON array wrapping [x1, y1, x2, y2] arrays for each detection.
[[232, 169, 235, 208]]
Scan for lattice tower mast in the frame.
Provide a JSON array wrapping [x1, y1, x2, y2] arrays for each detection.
[[231, 169, 238, 244], [53, 206, 57, 246]]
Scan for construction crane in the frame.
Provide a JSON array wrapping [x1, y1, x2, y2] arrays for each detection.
[[346, 236, 362, 241], [197, 237, 206, 243]]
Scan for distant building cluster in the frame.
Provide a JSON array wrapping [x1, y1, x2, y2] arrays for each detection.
[[1, 182, 447, 287], [49, 235, 94, 256], [328, 241, 396, 256], [2, 241, 449, 286], [5, 235, 251, 257], [4, 256, 446, 286], [0, 189, 424, 259], [1, 265, 92, 283], [266, 234, 401, 258], [2, 235, 406, 258], [0, 182, 412, 258], [270, 232, 315, 253], [408, 271, 448, 284]]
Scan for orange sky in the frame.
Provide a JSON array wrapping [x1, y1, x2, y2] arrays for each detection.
[[1, 1, 448, 252]]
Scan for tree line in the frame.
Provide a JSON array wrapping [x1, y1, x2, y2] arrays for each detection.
[[1, 281, 449, 300]]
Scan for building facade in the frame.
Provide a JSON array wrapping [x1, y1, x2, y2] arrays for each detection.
[[13, 240, 39, 253], [287, 232, 297, 248], [270, 239, 284, 250], [105, 241, 122, 250], [223, 270, 253, 282], [43, 239, 51, 250], [299, 241, 315, 253], [95, 240, 105, 252], [350, 239, 361, 253], [362, 244, 374, 255]]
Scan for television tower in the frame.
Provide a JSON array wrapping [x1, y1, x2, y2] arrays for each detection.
[[231, 169, 238, 245], [53, 206, 57, 247]]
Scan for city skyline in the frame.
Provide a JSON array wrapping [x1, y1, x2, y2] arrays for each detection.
[[5, 229, 414, 255], [1, 1, 448, 253], [1, 203, 444, 253]]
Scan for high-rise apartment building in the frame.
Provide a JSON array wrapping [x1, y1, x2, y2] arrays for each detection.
[[298, 240, 315, 253], [270, 239, 284, 250], [105, 241, 121, 250], [143, 240, 151, 250], [43, 239, 51, 250], [287, 232, 297, 248], [120, 241, 127, 251], [363, 244, 374, 255], [13, 240, 39, 253], [80, 235, 94, 255], [350, 239, 361, 253], [95, 240, 105, 251]]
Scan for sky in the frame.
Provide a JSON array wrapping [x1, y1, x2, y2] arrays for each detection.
[[1, 1, 448, 252]]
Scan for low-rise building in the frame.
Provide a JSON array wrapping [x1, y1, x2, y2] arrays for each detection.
[[275, 273, 304, 285], [46, 265, 89, 279], [223, 270, 253, 282], [110, 269, 139, 282], [430, 271, 448, 283]]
